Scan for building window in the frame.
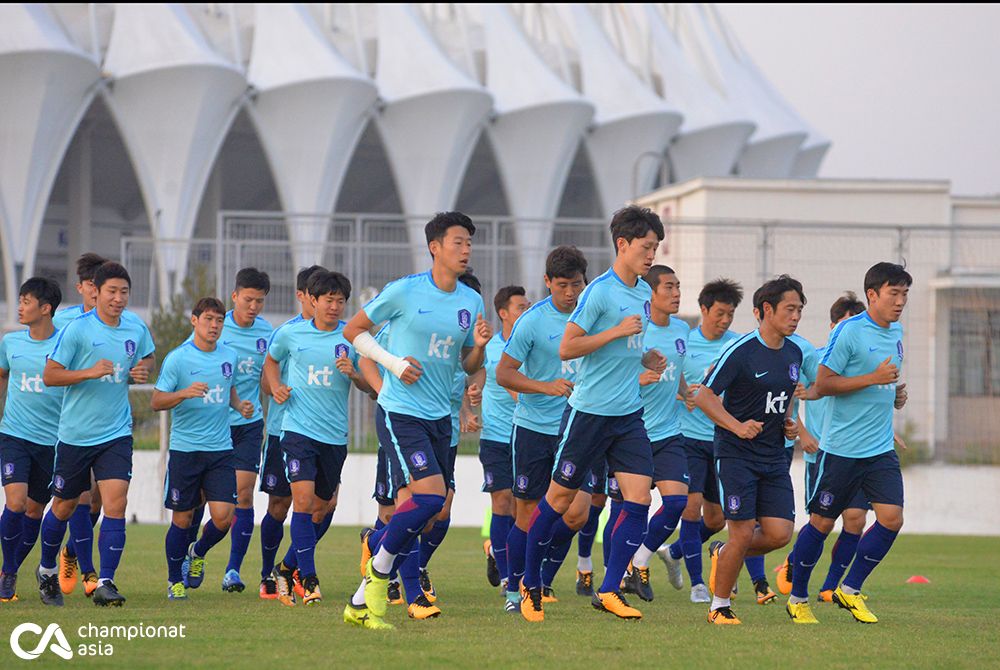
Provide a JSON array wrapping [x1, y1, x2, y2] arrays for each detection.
[[950, 309, 1000, 396]]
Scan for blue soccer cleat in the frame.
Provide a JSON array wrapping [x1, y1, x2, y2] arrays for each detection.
[[221, 569, 245, 593]]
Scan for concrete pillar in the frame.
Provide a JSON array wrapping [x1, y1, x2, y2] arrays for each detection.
[[66, 123, 92, 287]]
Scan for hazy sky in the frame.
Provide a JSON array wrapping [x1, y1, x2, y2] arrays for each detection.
[[717, 3, 1000, 196]]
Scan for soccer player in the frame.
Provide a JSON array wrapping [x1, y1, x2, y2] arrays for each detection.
[[785, 263, 910, 625], [264, 270, 369, 606], [38, 261, 155, 606], [659, 278, 744, 603], [519, 206, 668, 622], [152, 298, 255, 600], [695, 274, 805, 624], [0, 278, 64, 601], [53, 252, 108, 597], [342, 211, 491, 630], [494, 246, 588, 613], [479, 286, 529, 591], [620, 265, 689, 602], [257, 265, 324, 600], [219, 267, 273, 593]]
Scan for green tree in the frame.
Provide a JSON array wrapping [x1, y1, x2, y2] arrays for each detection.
[[149, 265, 217, 370]]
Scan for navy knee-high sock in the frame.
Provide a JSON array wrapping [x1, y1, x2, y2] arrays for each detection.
[[97, 516, 126, 581], [790, 523, 829, 599], [640, 495, 686, 555], [744, 555, 766, 583], [398, 537, 422, 604], [820, 530, 861, 592], [523, 499, 564, 590], [259, 513, 284, 578], [226, 507, 253, 572], [506, 524, 527, 593], [187, 505, 205, 547], [490, 513, 513, 583], [842, 522, 898, 592], [541, 519, 577, 587], [165, 523, 188, 584], [678, 518, 705, 585], [371, 495, 445, 575], [288, 512, 317, 577], [67, 504, 96, 573], [194, 519, 229, 557], [599, 501, 649, 593], [577, 504, 602, 560], [1, 508, 24, 574], [603, 499, 623, 567], [39, 510, 67, 570], [419, 518, 450, 570], [15, 514, 41, 570]]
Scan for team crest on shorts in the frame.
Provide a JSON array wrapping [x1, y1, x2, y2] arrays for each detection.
[[221, 362, 233, 378], [124, 339, 137, 357], [485, 471, 494, 487], [288, 459, 300, 475], [411, 451, 428, 469], [727, 495, 741, 512], [559, 460, 576, 479], [266, 474, 277, 489], [789, 363, 800, 382], [675, 339, 687, 355], [588, 472, 597, 488], [3, 462, 14, 477], [376, 482, 386, 496], [643, 301, 651, 319], [170, 488, 180, 503], [897, 340, 904, 360], [458, 309, 472, 330], [516, 474, 529, 491], [335, 343, 349, 359], [609, 478, 620, 492], [819, 491, 835, 507], [256, 338, 268, 354], [53, 475, 65, 490]]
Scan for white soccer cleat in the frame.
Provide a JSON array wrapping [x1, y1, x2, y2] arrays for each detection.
[[656, 545, 684, 590], [690, 583, 711, 603]]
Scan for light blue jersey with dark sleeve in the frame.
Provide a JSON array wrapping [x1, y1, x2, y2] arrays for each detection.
[[641, 318, 690, 441], [819, 312, 904, 458], [155, 341, 238, 452], [803, 343, 828, 465], [481, 333, 516, 443], [221, 311, 272, 426], [52, 305, 87, 330], [784, 332, 819, 449], [0, 329, 65, 445], [266, 314, 305, 438], [364, 271, 484, 421], [269, 319, 356, 445], [50, 310, 155, 446], [679, 327, 741, 441], [504, 297, 578, 435], [567, 268, 652, 416]]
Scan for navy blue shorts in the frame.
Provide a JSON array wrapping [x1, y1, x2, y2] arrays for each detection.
[[511, 425, 557, 500], [231, 420, 264, 473], [373, 445, 395, 507], [259, 435, 291, 498], [375, 406, 451, 490], [51, 436, 132, 500], [652, 435, 690, 486], [552, 408, 652, 491], [0, 434, 55, 504], [443, 447, 457, 492], [606, 472, 623, 502], [281, 431, 347, 501], [808, 450, 902, 519], [716, 457, 795, 522], [805, 457, 871, 512], [784, 446, 794, 469], [164, 450, 237, 511], [588, 456, 607, 498], [479, 438, 513, 493], [682, 437, 719, 504]]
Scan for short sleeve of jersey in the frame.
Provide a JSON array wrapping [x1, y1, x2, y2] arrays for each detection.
[[706, 343, 742, 394], [138, 324, 155, 359], [821, 322, 854, 376], [463, 294, 486, 349], [504, 314, 534, 363], [568, 284, 605, 334], [801, 342, 820, 385], [0, 336, 8, 371], [364, 279, 406, 324], [268, 327, 291, 363], [154, 351, 180, 393], [50, 321, 79, 369]]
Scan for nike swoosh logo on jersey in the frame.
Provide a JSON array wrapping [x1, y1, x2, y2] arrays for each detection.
[[189, 370, 203, 375], [418, 309, 433, 314], [297, 347, 310, 352], [755, 371, 768, 378], [619, 306, 630, 312], [92, 341, 104, 347], [548, 334, 560, 340], [9, 354, 21, 359], [223, 340, 235, 346], [868, 346, 879, 352], [691, 353, 703, 358]]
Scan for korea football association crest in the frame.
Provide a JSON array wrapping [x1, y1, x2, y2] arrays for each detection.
[[727, 495, 741, 513], [675, 338, 687, 356], [53, 475, 65, 491], [516, 474, 529, 492], [485, 471, 494, 487], [256, 338, 268, 354], [819, 491, 835, 508], [897, 340, 904, 360], [288, 459, 301, 475], [266, 474, 278, 489], [643, 301, 652, 319], [609, 478, 620, 493], [411, 451, 429, 469], [559, 460, 576, 479], [3, 462, 14, 477], [124, 339, 137, 357], [221, 362, 233, 379], [458, 309, 472, 330], [170, 488, 181, 503], [335, 343, 349, 359], [789, 363, 800, 382]]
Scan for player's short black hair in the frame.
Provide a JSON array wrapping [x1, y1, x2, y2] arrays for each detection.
[[19, 277, 62, 313], [493, 285, 526, 317], [830, 291, 865, 323], [192, 297, 226, 317], [307, 270, 352, 300], [863, 262, 912, 300], [296, 265, 326, 292], [94, 261, 131, 290], [76, 253, 108, 283], [458, 270, 482, 296], [698, 278, 743, 310], [609, 205, 664, 249], [545, 245, 588, 281], [425, 211, 476, 250], [644, 264, 676, 290], [754, 274, 806, 316], [234, 267, 270, 294]]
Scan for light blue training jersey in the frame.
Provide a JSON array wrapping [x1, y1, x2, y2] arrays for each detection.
[[266, 314, 305, 438], [221, 311, 272, 427], [450, 369, 465, 448], [155, 341, 238, 452], [640, 317, 690, 442], [268, 319, 357, 445], [819, 312, 904, 459], [364, 271, 484, 421], [504, 297, 578, 435], [784, 332, 819, 450], [50, 309, 155, 446], [0, 329, 65, 445], [52, 304, 88, 330], [567, 268, 652, 416], [481, 332, 516, 443], [803, 343, 829, 465], [678, 327, 742, 441]]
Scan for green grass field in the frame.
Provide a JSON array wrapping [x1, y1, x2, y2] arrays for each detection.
[[1, 525, 997, 668]]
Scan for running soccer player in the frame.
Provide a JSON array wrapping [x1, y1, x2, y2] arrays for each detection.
[[658, 279, 743, 604], [53, 252, 107, 597], [257, 265, 324, 600], [0, 278, 64, 602], [38, 261, 155, 607], [620, 265, 689, 602], [153, 298, 255, 601], [785, 263, 910, 625], [696, 274, 805, 625], [219, 267, 272, 593], [265, 270, 369, 606], [494, 246, 588, 613], [520, 206, 668, 622], [479, 286, 529, 591], [343, 211, 491, 630]]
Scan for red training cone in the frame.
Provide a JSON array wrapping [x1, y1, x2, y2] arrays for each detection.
[[906, 575, 931, 584]]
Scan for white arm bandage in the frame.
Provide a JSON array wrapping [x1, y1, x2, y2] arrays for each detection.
[[353, 331, 411, 379]]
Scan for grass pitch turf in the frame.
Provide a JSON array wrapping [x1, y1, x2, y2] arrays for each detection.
[[1, 525, 997, 669]]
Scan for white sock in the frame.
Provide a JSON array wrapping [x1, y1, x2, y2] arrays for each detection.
[[577, 556, 593, 572], [711, 595, 731, 611], [371, 546, 395, 575], [97, 577, 111, 587], [841, 584, 860, 595], [38, 565, 57, 577], [351, 581, 367, 607], [789, 594, 808, 604], [632, 545, 654, 569]]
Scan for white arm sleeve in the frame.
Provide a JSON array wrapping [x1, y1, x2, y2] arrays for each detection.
[[353, 331, 411, 379]]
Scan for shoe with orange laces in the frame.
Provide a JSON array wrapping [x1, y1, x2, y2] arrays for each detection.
[[292, 569, 305, 599], [82, 572, 98, 598], [776, 554, 793, 595], [708, 605, 742, 625], [521, 586, 544, 622], [591, 591, 642, 620], [58, 547, 78, 595], [259, 576, 278, 600]]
